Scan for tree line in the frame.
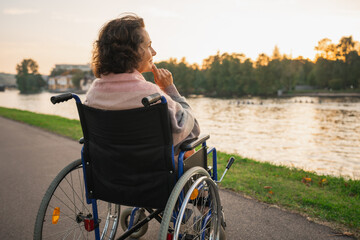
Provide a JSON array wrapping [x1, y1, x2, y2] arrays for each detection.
[[144, 36, 360, 97], [16, 36, 360, 96]]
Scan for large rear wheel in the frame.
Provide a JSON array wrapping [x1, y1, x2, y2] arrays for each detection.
[[33, 159, 120, 240]]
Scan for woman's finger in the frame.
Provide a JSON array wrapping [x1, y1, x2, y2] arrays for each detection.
[[151, 64, 159, 78], [159, 68, 171, 76], [160, 69, 169, 78]]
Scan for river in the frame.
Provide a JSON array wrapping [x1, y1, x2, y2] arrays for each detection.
[[1, 89, 359, 179]]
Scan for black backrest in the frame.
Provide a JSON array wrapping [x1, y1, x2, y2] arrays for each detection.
[[77, 102, 176, 209]]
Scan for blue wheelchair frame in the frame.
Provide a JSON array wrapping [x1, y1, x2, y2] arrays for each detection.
[[54, 93, 222, 240]]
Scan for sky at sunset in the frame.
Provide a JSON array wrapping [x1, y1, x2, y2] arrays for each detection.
[[1, 0, 360, 75]]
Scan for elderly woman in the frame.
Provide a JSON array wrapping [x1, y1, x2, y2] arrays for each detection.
[[84, 14, 199, 157]]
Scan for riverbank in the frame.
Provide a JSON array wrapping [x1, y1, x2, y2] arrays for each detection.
[[280, 90, 360, 98], [0, 106, 359, 238], [281, 92, 360, 98]]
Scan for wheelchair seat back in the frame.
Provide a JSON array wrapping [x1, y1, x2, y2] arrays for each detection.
[[78, 102, 176, 209]]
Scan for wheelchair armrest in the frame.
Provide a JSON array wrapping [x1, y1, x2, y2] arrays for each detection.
[[180, 134, 210, 151]]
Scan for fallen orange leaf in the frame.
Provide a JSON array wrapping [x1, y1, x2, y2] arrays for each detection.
[[302, 177, 312, 183], [318, 178, 328, 187]]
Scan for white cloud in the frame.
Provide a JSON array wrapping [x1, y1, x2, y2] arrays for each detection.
[[3, 8, 39, 15]]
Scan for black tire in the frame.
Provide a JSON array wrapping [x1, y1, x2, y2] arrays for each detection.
[[33, 159, 120, 239], [120, 207, 148, 239], [158, 167, 222, 240], [220, 225, 226, 240]]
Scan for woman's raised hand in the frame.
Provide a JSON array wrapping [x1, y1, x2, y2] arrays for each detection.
[[151, 64, 173, 90]]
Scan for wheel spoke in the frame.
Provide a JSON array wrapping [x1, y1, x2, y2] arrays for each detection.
[[41, 224, 83, 239], [34, 160, 120, 240], [159, 167, 222, 240], [62, 171, 91, 213]]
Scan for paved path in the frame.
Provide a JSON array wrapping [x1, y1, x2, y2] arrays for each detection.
[[0, 116, 355, 240]]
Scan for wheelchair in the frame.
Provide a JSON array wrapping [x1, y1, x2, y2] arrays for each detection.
[[33, 92, 235, 240]]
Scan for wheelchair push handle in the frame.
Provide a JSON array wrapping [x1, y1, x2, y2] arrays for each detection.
[[226, 157, 235, 169], [218, 157, 235, 183], [50, 92, 73, 104], [142, 93, 162, 107]]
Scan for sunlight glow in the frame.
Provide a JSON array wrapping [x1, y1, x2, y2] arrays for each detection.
[[0, 0, 359, 74]]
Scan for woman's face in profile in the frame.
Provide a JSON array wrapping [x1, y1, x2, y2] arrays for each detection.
[[137, 28, 157, 73]]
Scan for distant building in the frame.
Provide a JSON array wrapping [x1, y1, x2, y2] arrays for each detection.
[[54, 64, 91, 72], [80, 76, 93, 91], [48, 64, 95, 92], [48, 75, 73, 91], [0, 72, 16, 86], [0, 72, 17, 89]]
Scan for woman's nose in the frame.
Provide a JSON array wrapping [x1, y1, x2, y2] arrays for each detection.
[[151, 47, 157, 56]]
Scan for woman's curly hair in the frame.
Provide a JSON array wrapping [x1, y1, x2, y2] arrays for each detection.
[[92, 14, 145, 77]]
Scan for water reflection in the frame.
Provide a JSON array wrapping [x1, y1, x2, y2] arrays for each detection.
[[0, 90, 84, 120], [187, 97, 360, 179], [1, 90, 359, 179]]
